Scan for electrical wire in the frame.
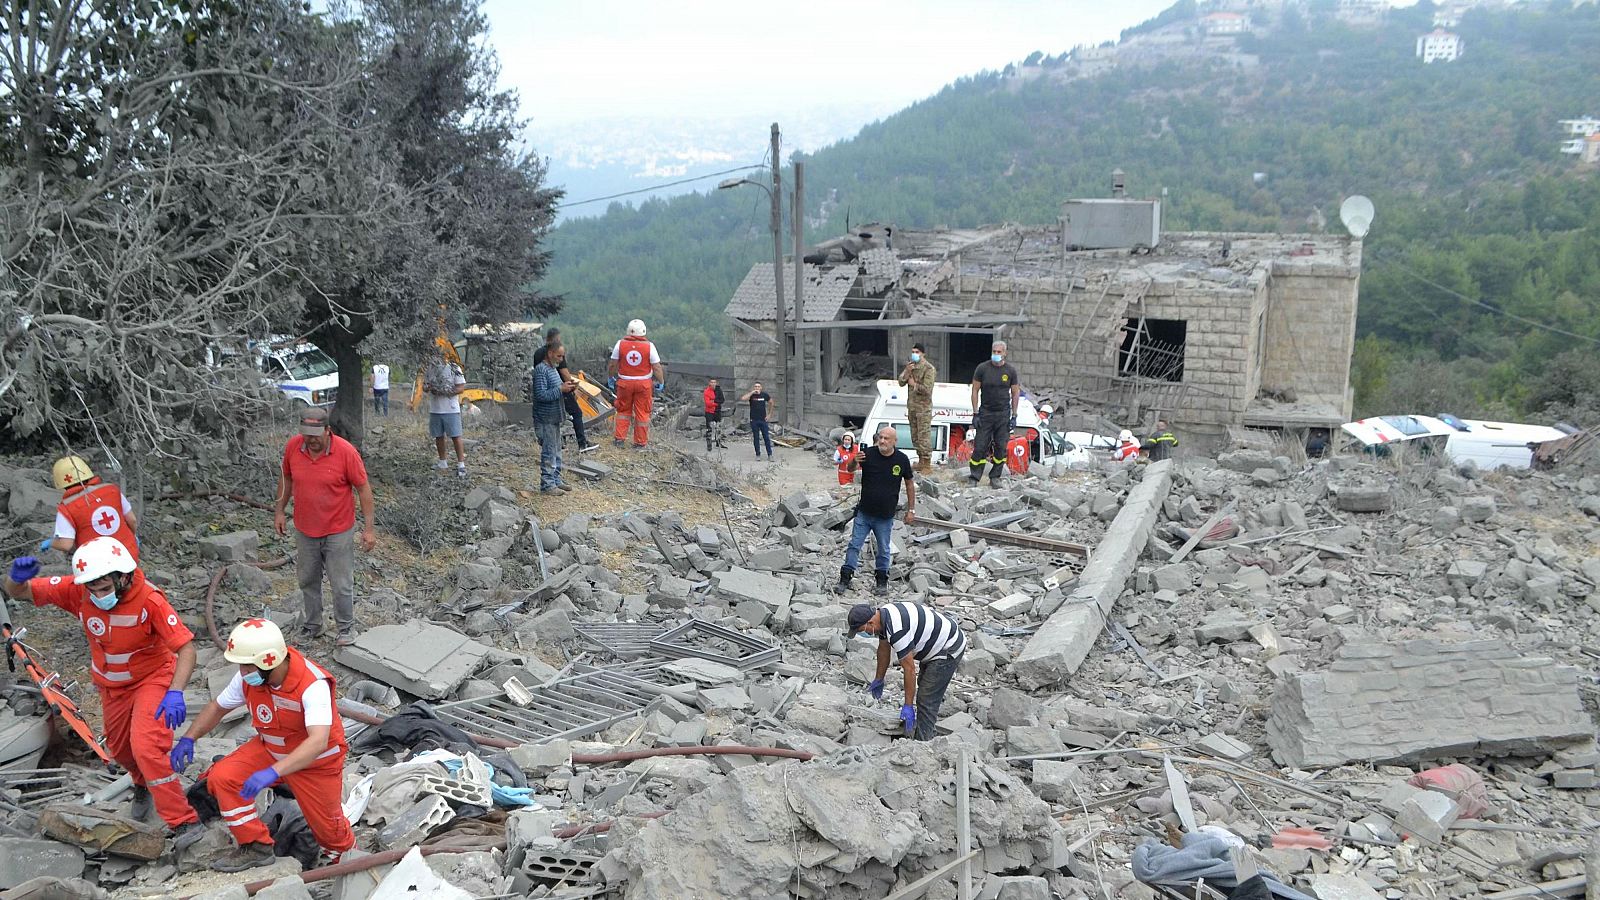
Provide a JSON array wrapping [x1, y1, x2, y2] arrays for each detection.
[[556, 163, 768, 210], [1386, 257, 1600, 347]]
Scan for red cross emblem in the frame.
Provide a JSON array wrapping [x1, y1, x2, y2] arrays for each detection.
[[97, 511, 115, 529], [110, 545, 122, 556], [76, 559, 87, 572], [242, 619, 267, 629], [261, 653, 277, 667], [227, 639, 235, 651]]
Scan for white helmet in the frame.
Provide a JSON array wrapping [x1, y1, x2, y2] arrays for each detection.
[[626, 319, 647, 337], [1040, 403, 1054, 415], [71, 537, 137, 585], [1118, 429, 1135, 443], [224, 618, 289, 668]]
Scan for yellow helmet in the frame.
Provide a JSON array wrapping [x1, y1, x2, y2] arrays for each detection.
[[51, 456, 94, 490], [224, 618, 289, 668]]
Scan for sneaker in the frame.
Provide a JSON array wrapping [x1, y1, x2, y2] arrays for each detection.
[[173, 821, 207, 852], [873, 577, 890, 597], [632, 443, 649, 451], [612, 439, 626, 448], [297, 624, 323, 641], [580, 443, 600, 453], [433, 459, 449, 471], [554, 483, 573, 493], [336, 630, 358, 648], [457, 462, 468, 477], [129, 785, 152, 821], [990, 479, 1003, 489], [211, 842, 276, 873]]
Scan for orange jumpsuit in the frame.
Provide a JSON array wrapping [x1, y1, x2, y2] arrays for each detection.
[[612, 338, 658, 447], [29, 572, 197, 827], [206, 648, 353, 853]]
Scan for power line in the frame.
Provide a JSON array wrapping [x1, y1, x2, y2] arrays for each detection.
[[557, 164, 767, 210], [1390, 259, 1600, 348]]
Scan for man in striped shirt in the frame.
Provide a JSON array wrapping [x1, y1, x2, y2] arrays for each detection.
[[847, 602, 966, 741]]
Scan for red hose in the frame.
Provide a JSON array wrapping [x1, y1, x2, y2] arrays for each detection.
[[553, 810, 670, 838], [218, 843, 492, 898]]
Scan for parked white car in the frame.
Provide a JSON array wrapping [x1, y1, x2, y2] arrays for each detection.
[[1339, 413, 1568, 470]]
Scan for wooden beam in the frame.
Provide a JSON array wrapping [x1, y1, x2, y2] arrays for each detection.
[[789, 315, 1032, 332], [915, 516, 1089, 559]]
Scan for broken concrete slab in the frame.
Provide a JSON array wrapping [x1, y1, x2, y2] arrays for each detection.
[[712, 567, 794, 609], [1267, 632, 1591, 767], [334, 621, 491, 700], [1016, 461, 1173, 689], [0, 838, 85, 889], [197, 530, 259, 562], [38, 806, 165, 860]]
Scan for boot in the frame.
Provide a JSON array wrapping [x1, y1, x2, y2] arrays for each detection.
[[833, 567, 854, 595], [211, 842, 276, 873], [874, 571, 890, 596], [128, 785, 152, 822], [915, 459, 932, 475], [172, 821, 208, 852]]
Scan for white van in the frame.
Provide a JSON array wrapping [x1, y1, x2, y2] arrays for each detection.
[[1339, 413, 1567, 470], [207, 337, 340, 407], [862, 379, 1058, 467]]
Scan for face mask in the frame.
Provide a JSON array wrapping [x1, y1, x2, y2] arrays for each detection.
[[243, 670, 266, 687], [910, 352, 922, 363], [990, 353, 1004, 364], [90, 590, 118, 611]]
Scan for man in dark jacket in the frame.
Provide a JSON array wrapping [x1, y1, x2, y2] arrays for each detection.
[[533, 329, 597, 453], [532, 345, 576, 494], [1144, 419, 1178, 462]]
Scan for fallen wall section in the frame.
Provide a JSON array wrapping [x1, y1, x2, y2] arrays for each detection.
[[1014, 460, 1173, 689], [1267, 631, 1592, 768]]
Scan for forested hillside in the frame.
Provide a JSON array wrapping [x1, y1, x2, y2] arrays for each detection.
[[541, 0, 1600, 421]]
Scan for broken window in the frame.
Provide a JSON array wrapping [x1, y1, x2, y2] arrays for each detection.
[[1118, 318, 1186, 382]]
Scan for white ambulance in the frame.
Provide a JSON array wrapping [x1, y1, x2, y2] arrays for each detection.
[[862, 379, 1081, 467]]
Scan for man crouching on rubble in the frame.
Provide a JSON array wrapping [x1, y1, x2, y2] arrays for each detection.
[[170, 618, 354, 872], [847, 602, 966, 740]]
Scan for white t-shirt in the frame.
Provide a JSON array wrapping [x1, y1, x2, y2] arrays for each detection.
[[609, 340, 661, 380], [216, 671, 334, 727], [371, 364, 389, 391], [427, 364, 467, 415], [55, 493, 134, 540]]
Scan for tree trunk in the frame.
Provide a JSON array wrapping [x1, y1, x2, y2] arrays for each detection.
[[327, 337, 367, 451]]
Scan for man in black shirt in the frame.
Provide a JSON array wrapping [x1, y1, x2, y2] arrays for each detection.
[[740, 382, 774, 459], [834, 426, 916, 596], [531, 328, 597, 453], [968, 340, 1021, 487]]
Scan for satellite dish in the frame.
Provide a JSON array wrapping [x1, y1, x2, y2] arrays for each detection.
[[1339, 195, 1375, 239]]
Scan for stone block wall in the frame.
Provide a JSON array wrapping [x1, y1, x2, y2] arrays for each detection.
[[1260, 265, 1361, 418], [1266, 631, 1591, 768]]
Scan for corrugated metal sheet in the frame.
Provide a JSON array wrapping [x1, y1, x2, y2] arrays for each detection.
[[723, 263, 858, 322]]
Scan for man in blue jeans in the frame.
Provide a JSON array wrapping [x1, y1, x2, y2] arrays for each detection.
[[531, 345, 575, 494], [834, 426, 916, 596], [740, 382, 774, 458]]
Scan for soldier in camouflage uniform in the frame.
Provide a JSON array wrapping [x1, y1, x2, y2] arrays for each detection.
[[897, 342, 938, 474]]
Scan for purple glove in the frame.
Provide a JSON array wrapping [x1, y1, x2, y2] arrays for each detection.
[[154, 690, 186, 729], [240, 767, 280, 800], [866, 679, 885, 700], [170, 736, 195, 773], [899, 704, 916, 735], [8, 557, 39, 584]]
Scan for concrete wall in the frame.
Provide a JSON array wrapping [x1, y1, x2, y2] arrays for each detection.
[[1259, 263, 1361, 419]]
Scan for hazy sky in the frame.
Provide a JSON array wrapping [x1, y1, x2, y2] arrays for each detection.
[[483, 0, 1182, 124]]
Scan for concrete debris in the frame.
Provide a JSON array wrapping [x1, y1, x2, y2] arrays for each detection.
[[0, 839, 85, 890], [1266, 632, 1590, 767], [37, 806, 166, 860], [334, 621, 491, 699]]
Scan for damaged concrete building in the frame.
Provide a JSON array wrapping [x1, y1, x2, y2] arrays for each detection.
[[726, 190, 1362, 445]]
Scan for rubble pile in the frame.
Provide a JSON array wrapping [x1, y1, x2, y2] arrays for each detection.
[[2, 434, 1600, 900]]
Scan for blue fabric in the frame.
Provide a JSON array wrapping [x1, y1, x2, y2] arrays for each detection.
[[1131, 834, 1314, 900], [844, 511, 894, 574], [751, 420, 773, 455], [428, 412, 462, 438], [442, 758, 539, 808], [372, 389, 389, 416], [532, 363, 564, 423], [535, 419, 563, 490]]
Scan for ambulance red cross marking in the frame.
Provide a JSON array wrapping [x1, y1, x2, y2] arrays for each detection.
[[98, 511, 115, 529]]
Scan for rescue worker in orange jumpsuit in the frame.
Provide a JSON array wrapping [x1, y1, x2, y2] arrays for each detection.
[[3, 538, 202, 840], [607, 318, 665, 449], [40, 456, 141, 560], [833, 431, 861, 485], [171, 618, 354, 873]]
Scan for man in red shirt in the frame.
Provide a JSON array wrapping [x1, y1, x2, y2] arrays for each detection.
[[4, 538, 203, 841], [42, 456, 141, 561], [273, 407, 376, 647], [171, 618, 354, 872]]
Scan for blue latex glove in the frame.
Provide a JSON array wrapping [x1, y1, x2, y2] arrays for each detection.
[[866, 679, 885, 700], [653, 381, 664, 397], [1009, 415, 1017, 428], [606, 376, 618, 392], [170, 736, 195, 773], [8, 557, 39, 584], [899, 704, 917, 735], [240, 767, 280, 800], [155, 690, 186, 729], [37, 538, 53, 553]]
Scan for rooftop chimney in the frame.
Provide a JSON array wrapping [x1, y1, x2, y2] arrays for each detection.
[[1111, 168, 1126, 198]]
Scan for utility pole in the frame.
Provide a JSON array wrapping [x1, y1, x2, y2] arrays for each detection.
[[791, 160, 805, 429], [769, 123, 788, 429]]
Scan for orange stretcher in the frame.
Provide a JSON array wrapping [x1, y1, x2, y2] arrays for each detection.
[[3, 622, 119, 771]]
